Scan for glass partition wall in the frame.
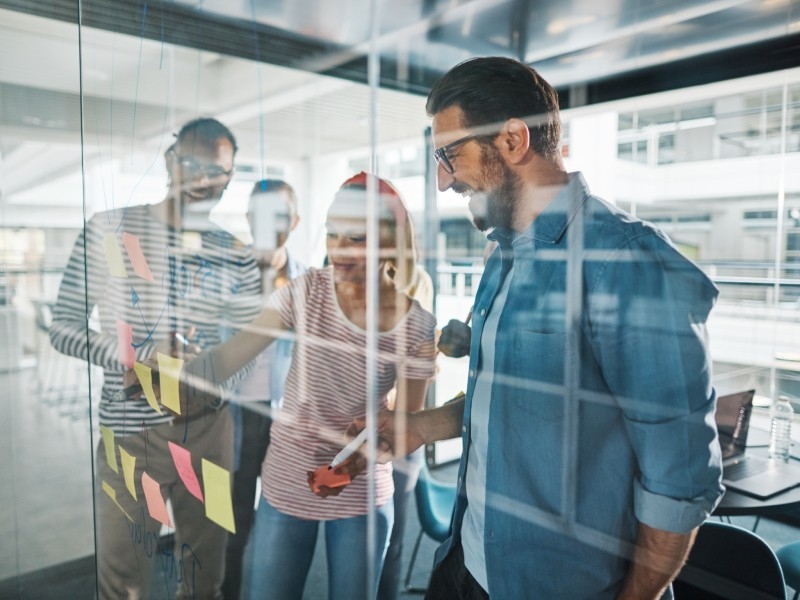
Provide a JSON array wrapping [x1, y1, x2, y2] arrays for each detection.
[[2, 3, 800, 599]]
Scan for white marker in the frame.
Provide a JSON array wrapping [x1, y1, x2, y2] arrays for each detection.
[[328, 428, 369, 470]]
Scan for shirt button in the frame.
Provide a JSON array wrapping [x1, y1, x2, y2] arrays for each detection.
[[469, 370, 475, 378], [489, 530, 495, 539], [458, 476, 462, 485], [480, 308, 486, 316], [462, 425, 467, 433]]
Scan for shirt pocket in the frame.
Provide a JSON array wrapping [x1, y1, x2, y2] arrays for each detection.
[[511, 330, 574, 421]]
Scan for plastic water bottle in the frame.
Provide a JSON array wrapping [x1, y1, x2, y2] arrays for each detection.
[[769, 395, 794, 462]]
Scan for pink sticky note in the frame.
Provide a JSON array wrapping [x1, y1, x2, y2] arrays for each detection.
[[168, 442, 204, 502], [141, 471, 173, 528], [122, 232, 154, 282], [116, 320, 135, 369]]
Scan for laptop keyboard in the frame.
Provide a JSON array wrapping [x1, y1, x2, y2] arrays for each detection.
[[725, 458, 771, 481]]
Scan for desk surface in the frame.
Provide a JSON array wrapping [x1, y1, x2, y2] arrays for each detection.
[[715, 444, 800, 517]]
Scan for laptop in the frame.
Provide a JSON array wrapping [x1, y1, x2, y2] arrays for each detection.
[[716, 389, 800, 499]]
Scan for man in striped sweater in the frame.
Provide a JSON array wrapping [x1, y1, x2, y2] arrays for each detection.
[[50, 118, 261, 599]]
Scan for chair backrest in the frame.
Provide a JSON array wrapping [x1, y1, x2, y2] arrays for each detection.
[[414, 463, 457, 543], [673, 520, 786, 600]]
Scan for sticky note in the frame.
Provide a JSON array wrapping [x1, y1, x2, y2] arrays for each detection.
[[311, 464, 351, 494], [102, 480, 133, 522], [133, 361, 162, 414], [116, 320, 135, 369], [119, 446, 137, 500], [142, 472, 173, 528], [99, 424, 118, 473], [157, 353, 184, 415], [103, 233, 128, 278], [122, 232, 154, 282], [202, 459, 236, 533], [168, 442, 204, 502]]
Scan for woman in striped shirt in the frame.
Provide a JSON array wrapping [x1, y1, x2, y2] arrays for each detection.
[[202, 173, 436, 599]]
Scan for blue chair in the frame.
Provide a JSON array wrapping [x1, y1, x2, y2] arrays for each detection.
[[673, 520, 786, 599], [777, 542, 800, 600], [403, 462, 458, 593]]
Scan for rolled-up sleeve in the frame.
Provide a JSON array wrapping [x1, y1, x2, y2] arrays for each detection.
[[588, 230, 725, 533]]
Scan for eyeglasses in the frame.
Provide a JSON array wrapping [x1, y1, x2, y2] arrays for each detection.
[[170, 151, 233, 180], [433, 134, 477, 174]]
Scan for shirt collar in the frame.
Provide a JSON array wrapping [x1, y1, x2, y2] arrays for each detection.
[[517, 171, 590, 245]]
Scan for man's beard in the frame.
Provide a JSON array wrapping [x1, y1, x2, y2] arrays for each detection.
[[466, 145, 522, 232]]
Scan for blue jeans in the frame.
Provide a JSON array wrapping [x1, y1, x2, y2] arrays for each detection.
[[246, 497, 394, 600]]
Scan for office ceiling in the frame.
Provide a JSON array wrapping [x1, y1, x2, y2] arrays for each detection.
[[1, 0, 799, 212], [168, 0, 800, 99], [5, 0, 800, 100]]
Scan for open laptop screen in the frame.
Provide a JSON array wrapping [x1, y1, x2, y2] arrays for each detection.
[[715, 390, 755, 461]]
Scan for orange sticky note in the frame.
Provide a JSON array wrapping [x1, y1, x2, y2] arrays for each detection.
[[103, 233, 128, 278], [157, 353, 183, 415], [202, 459, 236, 533], [141, 472, 173, 528], [116, 320, 135, 369], [311, 464, 351, 494], [119, 446, 137, 500], [168, 442, 204, 502], [133, 361, 161, 414], [122, 232, 154, 282], [102, 480, 133, 522], [99, 424, 118, 473]]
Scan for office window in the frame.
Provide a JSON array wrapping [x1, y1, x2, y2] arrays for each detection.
[[3, 3, 800, 598]]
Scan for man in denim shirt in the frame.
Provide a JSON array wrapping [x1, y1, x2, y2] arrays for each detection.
[[362, 57, 724, 599]]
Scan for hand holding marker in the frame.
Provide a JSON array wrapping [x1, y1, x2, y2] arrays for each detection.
[[329, 428, 369, 469]]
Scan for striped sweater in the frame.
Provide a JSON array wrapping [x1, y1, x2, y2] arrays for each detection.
[[261, 267, 436, 520], [50, 204, 261, 435]]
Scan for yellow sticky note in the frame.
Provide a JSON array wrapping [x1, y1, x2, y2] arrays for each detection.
[[103, 233, 128, 278], [99, 424, 118, 473], [202, 459, 236, 533], [102, 480, 134, 522], [119, 446, 137, 500], [157, 353, 183, 415], [133, 361, 162, 414]]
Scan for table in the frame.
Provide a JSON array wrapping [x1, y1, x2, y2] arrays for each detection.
[[714, 445, 800, 517]]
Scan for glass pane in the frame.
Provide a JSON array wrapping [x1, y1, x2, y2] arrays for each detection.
[[4, 2, 800, 598]]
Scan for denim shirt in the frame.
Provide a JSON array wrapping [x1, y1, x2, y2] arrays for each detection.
[[436, 173, 724, 599]]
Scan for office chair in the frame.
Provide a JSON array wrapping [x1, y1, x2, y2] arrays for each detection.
[[403, 462, 457, 594], [673, 520, 786, 599], [776, 541, 800, 600]]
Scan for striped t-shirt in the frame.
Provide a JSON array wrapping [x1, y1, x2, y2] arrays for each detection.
[[49, 204, 262, 435], [261, 267, 436, 520]]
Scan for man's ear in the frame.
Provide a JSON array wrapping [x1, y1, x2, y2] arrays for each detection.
[[290, 214, 300, 232], [500, 118, 531, 164]]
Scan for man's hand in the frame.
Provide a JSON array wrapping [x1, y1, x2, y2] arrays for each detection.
[[438, 319, 472, 358], [157, 327, 202, 360], [338, 411, 428, 480]]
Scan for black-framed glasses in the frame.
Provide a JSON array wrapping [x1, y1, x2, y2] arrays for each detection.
[[433, 134, 477, 174], [170, 151, 233, 180]]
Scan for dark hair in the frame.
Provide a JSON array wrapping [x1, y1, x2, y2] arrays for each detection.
[[249, 179, 298, 216], [176, 117, 238, 155], [426, 57, 561, 158]]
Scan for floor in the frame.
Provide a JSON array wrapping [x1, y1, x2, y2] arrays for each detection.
[[3, 356, 800, 599]]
